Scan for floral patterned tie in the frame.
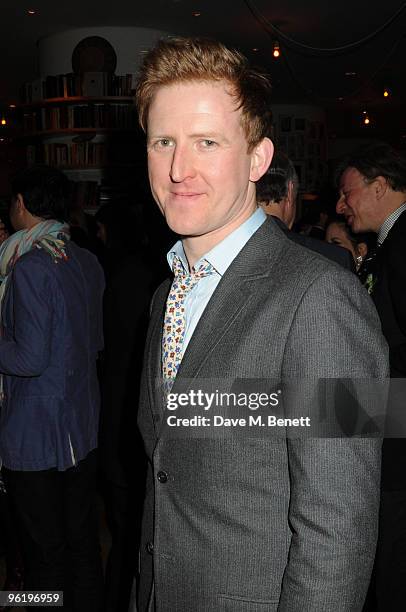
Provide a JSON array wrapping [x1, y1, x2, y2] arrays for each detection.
[[162, 255, 214, 385]]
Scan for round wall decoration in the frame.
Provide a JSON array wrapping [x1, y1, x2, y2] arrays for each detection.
[[72, 36, 117, 73]]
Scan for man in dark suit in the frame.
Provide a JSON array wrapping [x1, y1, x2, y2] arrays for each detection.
[[257, 150, 354, 270], [336, 142, 406, 611], [134, 37, 388, 612]]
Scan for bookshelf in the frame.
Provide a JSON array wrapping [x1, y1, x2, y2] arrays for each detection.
[[17, 76, 143, 210]]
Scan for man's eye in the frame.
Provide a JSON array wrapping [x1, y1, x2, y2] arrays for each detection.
[[202, 139, 216, 147], [151, 138, 173, 150]]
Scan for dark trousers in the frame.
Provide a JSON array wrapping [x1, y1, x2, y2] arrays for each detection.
[[0, 475, 22, 570], [3, 450, 104, 612]]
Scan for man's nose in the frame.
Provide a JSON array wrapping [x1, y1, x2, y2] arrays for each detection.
[[336, 195, 346, 215], [170, 145, 196, 183]]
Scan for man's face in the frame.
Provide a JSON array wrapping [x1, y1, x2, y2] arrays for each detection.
[[336, 167, 380, 233], [146, 80, 272, 245]]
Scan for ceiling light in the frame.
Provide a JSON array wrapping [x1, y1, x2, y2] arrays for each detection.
[[192, 11, 201, 17], [383, 88, 390, 98], [27, 9, 36, 15], [272, 41, 280, 58], [252, 48, 259, 52], [362, 110, 371, 126], [1, 118, 6, 126], [9, 104, 16, 108], [345, 71, 356, 76]]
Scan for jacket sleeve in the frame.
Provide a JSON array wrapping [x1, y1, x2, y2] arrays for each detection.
[[0, 257, 53, 376], [278, 269, 389, 612]]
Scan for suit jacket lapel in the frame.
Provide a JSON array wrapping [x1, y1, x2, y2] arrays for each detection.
[[146, 280, 170, 420], [173, 217, 287, 384]]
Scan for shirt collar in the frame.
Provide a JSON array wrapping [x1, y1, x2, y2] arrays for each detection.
[[167, 207, 267, 276], [377, 201, 406, 245]]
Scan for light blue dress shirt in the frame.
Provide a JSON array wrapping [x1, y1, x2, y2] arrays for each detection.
[[166, 207, 267, 353]]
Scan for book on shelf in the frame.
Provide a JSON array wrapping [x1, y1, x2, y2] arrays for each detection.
[[28, 140, 136, 168], [23, 103, 137, 132], [21, 72, 135, 103]]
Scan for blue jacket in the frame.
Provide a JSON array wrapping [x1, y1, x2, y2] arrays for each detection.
[[0, 241, 105, 471]]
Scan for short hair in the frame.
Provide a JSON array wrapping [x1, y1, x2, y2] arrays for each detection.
[[335, 142, 406, 192], [135, 37, 273, 150], [256, 151, 298, 203], [11, 165, 71, 222]]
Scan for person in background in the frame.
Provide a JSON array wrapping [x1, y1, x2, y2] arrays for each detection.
[[336, 142, 406, 611], [0, 165, 105, 612], [257, 151, 354, 269], [0, 216, 23, 611], [325, 218, 373, 284]]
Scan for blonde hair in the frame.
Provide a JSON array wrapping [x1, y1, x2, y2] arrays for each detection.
[[135, 37, 273, 151]]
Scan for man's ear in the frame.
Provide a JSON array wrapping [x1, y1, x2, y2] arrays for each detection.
[[15, 193, 26, 212], [286, 180, 294, 206], [249, 137, 274, 182], [374, 176, 388, 200]]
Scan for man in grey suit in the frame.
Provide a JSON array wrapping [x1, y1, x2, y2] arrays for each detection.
[[135, 37, 388, 612]]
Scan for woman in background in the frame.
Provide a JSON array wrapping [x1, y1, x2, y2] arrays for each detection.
[[326, 218, 375, 285]]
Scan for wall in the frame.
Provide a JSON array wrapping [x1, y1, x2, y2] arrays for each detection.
[[38, 26, 168, 77]]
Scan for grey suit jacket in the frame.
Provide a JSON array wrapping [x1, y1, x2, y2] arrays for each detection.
[[137, 216, 388, 612]]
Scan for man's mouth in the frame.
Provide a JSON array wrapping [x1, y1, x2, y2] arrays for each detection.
[[171, 191, 202, 198]]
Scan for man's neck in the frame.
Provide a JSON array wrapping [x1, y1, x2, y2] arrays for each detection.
[[182, 207, 258, 270], [21, 216, 45, 232]]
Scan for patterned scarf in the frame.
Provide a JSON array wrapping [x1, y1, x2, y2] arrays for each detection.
[[0, 219, 70, 309]]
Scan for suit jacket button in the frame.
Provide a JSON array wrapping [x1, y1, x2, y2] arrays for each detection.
[[157, 470, 168, 483], [146, 541, 154, 555]]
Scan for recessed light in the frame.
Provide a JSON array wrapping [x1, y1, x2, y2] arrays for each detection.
[[338, 97, 344, 101], [9, 104, 16, 108], [345, 71, 356, 76], [272, 41, 280, 58], [27, 9, 36, 15], [192, 11, 201, 17], [252, 48, 259, 52]]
